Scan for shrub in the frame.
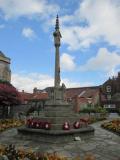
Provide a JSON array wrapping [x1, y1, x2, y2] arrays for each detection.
[[0, 144, 96, 160], [0, 119, 24, 132], [101, 119, 120, 135]]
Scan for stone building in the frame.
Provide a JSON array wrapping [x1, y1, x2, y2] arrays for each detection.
[[0, 51, 21, 119], [0, 51, 11, 82]]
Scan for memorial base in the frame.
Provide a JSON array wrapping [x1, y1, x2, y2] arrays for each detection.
[[18, 126, 95, 143]]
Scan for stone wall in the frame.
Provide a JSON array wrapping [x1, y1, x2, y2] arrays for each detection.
[[0, 52, 11, 82]]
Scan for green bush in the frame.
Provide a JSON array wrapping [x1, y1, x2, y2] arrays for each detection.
[[80, 106, 107, 114]]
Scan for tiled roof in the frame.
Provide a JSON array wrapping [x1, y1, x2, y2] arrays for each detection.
[[19, 92, 32, 99], [19, 92, 33, 103], [19, 91, 48, 103], [31, 92, 48, 100], [66, 86, 99, 98]]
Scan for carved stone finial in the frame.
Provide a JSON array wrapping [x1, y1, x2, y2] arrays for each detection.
[[55, 15, 59, 30]]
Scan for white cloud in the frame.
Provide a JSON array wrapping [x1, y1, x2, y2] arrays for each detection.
[[11, 72, 92, 92], [61, 0, 120, 50], [22, 27, 36, 39], [79, 48, 120, 74], [60, 53, 76, 71], [0, 0, 59, 19], [11, 73, 54, 93]]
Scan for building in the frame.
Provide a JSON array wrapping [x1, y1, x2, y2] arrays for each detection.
[[0, 51, 21, 119], [17, 89, 48, 116], [0, 51, 11, 82], [66, 86, 100, 112], [100, 72, 120, 111], [19, 88, 48, 105], [19, 86, 100, 113], [17, 70, 120, 114]]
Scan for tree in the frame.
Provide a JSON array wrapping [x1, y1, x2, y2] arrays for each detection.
[[0, 82, 21, 105], [0, 80, 21, 118]]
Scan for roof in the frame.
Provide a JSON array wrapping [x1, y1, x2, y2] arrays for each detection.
[[66, 86, 100, 98], [19, 91, 48, 103], [31, 92, 48, 100], [19, 92, 33, 103]]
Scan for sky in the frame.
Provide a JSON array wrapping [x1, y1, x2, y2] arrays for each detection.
[[0, 0, 120, 92]]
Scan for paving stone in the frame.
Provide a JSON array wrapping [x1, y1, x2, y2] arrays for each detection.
[[56, 151, 72, 158], [80, 143, 98, 151]]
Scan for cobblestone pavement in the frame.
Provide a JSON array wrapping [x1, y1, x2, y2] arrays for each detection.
[[0, 114, 120, 160]]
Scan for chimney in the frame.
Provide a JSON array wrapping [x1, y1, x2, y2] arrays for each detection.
[[33, 87, 37, 93]]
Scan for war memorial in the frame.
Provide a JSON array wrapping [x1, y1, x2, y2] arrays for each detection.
[[18, 16, 94, 143], [0, 16, 120, 160]]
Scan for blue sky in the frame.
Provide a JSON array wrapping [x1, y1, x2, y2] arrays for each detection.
[[0, 0, 120, 92]]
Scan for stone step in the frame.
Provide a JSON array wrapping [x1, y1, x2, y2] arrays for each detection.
[[44, 105, 73, 111], [44, 111, 76, 117], [36, 116, 80, 124], [50, 122, 83, 130], [33, 111, 80, 119]]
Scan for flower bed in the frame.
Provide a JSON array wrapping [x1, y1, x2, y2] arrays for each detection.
[[0, 119, 24, 132], [101, 119, 120, 135], [0, 144, 96, 160]]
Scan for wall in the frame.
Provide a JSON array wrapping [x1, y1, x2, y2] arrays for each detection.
[[0, 54, 11, 82]]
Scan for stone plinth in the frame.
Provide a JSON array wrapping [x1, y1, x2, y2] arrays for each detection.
[[18, 101, 95, 143], [18, 126, 94, 143], [39, 103, 80, 130]]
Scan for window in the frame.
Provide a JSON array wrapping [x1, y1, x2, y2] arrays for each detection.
[[106, 85, 111, 92], [104, 104, 116, 108]]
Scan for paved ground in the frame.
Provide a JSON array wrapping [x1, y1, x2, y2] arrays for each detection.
[[0, 113, 120, 160]]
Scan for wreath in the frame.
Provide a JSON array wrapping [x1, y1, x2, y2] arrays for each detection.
[[27, 119, 51, 130], [27, 119, 41, 129], [63, 122, 70, 130], [36, 121, 42, 129], [44, 122, 51, 130], [73, 121, 80, 129]]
